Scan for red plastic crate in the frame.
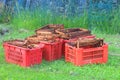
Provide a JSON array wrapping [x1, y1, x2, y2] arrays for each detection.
[[62, 38, 77, 56], [62, 35, 95, 56], [3, 43, 44, 67], [40, 40, 63, 61], [65, 43, 108, 66]]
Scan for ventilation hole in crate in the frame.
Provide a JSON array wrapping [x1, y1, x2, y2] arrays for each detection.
[[67, 54, 75, 59], [93, 54, 103, 59], [83, 56, 93, 60], [8, 52, 23, 62]]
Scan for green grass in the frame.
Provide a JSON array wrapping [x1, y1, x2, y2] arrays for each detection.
[[89, 6, 120, 34], [0, 28, 120, 80], [10, 7, 120, 34], [0, 1, 120, 34], [11, 11, 120, 34], [0, 2, 120, 80], [11, 10, 88, 30]]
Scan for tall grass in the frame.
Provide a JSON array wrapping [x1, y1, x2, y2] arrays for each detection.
[[90, 6, 120, 34], [10, 4, 120, 34], [0, 1, 14, 23], [11, 9, 88, 30]]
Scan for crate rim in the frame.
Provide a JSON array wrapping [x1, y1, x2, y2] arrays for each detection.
[[40, 39, 63, 45], [66, 43, 108, 50], [3, 43, 44, 50]]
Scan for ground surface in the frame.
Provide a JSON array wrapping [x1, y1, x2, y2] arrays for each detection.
[[0, 25, 120, 80]]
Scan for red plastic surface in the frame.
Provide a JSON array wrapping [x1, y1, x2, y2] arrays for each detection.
[[41, 40, 63, 61], [62, 38, 77, 56], [3, 43, 44, 67], [65, 43, 108, 66]]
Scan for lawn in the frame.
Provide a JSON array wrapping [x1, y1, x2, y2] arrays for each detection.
[[0, 26, 120, 80]]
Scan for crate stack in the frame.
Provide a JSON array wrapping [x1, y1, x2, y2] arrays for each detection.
[[26, 24, 64, 61], [3, 24, 108, 67]]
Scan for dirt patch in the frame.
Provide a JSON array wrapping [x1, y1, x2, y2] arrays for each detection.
[[0, 24, 11, 35], [0, 27, 9, 35]]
